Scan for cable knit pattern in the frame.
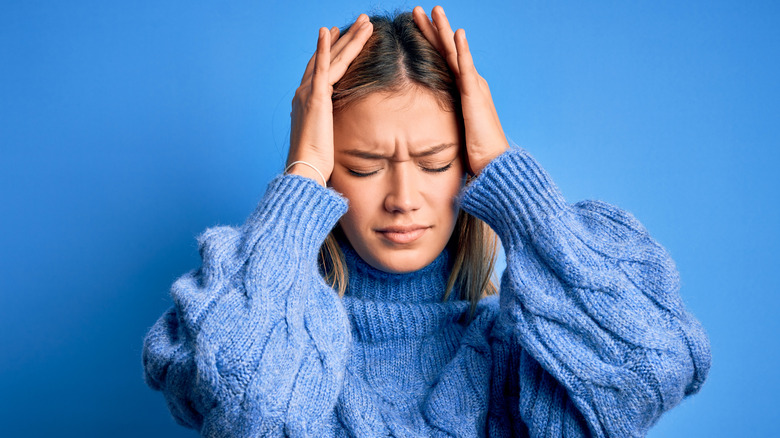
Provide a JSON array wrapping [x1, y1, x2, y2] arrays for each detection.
[[459, 148, 711, 436], [142, 147, 711, 437]]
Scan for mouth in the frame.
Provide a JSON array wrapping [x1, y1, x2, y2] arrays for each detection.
[[375, 225, 430, 244]]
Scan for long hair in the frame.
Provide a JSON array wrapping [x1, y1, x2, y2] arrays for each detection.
[[319, 11, 499, 320]]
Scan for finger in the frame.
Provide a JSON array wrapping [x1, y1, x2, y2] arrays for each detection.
[[330, 26, 341, 47], [412, 6, 443, 52], [325, 15, 370, 72], [300, 26, 340, 86], [327, 20, 373, 85], [430, 5, 459, 76], [310, 27, 331, 98], [454, 29, 479, 92], [301, 15, 367, 86]]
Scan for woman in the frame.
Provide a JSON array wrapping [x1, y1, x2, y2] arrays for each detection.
[[143, 6, 711, 437]]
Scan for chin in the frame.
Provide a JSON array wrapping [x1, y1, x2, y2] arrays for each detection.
[[369, 248, 437, 274]]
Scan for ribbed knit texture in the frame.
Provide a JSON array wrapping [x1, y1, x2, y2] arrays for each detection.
[[143, 147, 711, 437]]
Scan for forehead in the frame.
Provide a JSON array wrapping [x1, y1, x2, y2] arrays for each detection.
[[333, 89, 460, 154]]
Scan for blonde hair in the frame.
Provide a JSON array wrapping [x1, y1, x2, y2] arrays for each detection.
[[318, 11, 500, 321]]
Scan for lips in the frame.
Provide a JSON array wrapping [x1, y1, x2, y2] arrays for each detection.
[[376, 225, 430, 244]]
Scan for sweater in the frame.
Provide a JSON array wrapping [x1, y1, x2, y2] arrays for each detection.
[[142, 147, 711, 437]]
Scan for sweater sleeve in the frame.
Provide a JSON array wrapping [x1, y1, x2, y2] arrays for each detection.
[[142, 174, 351, 437], [459, 147, 711, 437]]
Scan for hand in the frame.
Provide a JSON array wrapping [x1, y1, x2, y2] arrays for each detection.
[[412, 5, 510, 176], [287, 15, 374, 186]]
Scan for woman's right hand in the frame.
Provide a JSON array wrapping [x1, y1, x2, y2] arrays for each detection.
[[287, 14, 374, 186]]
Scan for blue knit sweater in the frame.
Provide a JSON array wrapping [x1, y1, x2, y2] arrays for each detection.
[[142, 147, 711, 437]]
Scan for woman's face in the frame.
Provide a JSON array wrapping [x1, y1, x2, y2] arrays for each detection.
[[330, 89, 465, 274]]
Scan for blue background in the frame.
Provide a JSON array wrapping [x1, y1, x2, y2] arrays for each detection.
[[2, 1, 777, 436]]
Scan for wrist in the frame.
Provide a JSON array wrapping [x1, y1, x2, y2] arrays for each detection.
[[285, 161, 328, 187], [469, 144, 510, 176]]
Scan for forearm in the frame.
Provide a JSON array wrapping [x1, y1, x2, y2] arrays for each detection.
[[142, 173, 352, 435], [461, 147, 711, 436]]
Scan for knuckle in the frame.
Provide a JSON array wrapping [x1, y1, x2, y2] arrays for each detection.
[[307, 93, 329, 108], [314, 63, 328, 74], [292, 89, 306, 103]]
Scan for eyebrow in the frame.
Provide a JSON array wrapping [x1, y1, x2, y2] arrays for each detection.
[[342, 142, 458, 160]]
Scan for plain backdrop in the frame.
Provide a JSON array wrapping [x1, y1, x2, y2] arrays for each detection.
[[2, 1, 778, 436]]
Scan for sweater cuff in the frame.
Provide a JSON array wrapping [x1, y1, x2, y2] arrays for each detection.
[[240, 173, 349, 259], [458, 147, 570, 248]]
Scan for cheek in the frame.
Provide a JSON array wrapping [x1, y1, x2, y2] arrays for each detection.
[[426, 172, 465, 221], [439, 164, 466, 199], [332, 181, 375, 229]]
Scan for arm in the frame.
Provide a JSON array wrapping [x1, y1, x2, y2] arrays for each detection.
[[142, 174, 350, 437], [142, 13, 375, 435], [461, 147, 711, 437]]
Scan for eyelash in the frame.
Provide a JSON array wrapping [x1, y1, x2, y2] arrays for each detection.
[[348, 162, 454, 177]]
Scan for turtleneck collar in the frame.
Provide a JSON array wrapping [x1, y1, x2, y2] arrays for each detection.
[[338, 237, 456, 304], [335, 237, 471, 342]]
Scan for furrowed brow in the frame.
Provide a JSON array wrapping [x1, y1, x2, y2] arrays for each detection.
[[341, 143, 458, 160], [342, 149, 390, 160], [410, 142, 459, 158]]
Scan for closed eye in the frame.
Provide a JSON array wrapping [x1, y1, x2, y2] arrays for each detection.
[[347, 168, 381, 177], [347, 159, 455, 177], [421, 161, 454, 173]]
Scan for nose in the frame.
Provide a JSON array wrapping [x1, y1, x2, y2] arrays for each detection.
[[383, 163, 423, 214]]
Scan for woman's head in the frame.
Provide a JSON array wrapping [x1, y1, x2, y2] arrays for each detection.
[[319, 11, 497, 309], [330, 89, 464, 274]]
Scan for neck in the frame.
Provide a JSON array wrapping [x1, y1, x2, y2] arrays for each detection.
[[337, 237, 455, 304]]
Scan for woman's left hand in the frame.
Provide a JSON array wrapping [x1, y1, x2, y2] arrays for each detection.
[[413, 5, 510, 176]]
